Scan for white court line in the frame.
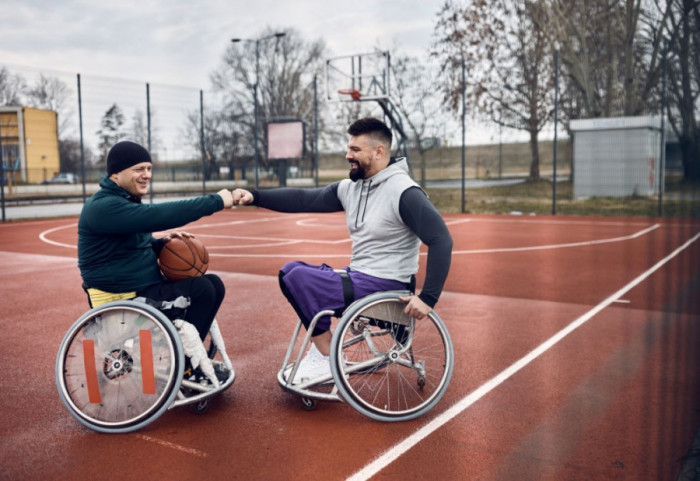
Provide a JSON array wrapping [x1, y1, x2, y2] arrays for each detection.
[[38, 223, 78, 249], [347, 229, 700, 481], [452, 224, 659, 254], [204, 224, 660, 258], [37, 217, 659, 256], [459, 217, 656, 227], [135, 434, 208, 458]]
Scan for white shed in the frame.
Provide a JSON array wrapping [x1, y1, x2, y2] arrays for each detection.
[[570, 116, 666, 199]]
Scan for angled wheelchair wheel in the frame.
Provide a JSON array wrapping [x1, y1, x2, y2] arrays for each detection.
[[56, 301, 184, 433], [330, 291, 453, 422]]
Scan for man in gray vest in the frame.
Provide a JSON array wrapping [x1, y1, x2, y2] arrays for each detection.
[[232, 117, 452, 382]]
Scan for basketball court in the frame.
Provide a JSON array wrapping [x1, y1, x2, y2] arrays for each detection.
[[1, 209, 699, 480]]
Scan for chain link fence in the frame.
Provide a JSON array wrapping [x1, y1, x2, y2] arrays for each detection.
[[1, 61, 698, 220]]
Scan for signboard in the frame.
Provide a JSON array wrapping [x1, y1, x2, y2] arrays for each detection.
[[267, 120, 304, 160]]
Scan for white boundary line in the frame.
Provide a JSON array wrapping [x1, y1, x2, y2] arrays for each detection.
[[196, 224, 661, 258], [38, 223, 78, 249], [346, 230, 700, 481], [37, 217, 660, 257], [135, 434, 208, 458]]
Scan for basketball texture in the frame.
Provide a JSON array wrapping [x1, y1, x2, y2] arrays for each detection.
[[158, 237, 209, 281]]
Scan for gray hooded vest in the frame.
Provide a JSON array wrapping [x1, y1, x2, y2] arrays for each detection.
[[336, 158, 420, 283]]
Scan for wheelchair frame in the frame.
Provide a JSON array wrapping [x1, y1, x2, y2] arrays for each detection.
[[56, 300, 235, 434], [277, 290, 454, 422]]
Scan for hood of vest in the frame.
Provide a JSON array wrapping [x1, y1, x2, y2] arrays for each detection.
[[354, 157, 409, 227]]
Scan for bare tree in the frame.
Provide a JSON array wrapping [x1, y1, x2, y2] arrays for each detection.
[[182, 107, 249, 180], [0, 67, 27, 106], [210, 27, 326, 169], [540, 0, 699, 180], [661, 0, 700, 180], [129, 109, 162, 156], [25, 74, 73, 133], [537, 0, 665, 119], [433, 0, 556, 179], [391, 54, 446, 186]]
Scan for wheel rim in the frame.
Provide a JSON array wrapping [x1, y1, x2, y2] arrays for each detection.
[[58, 304, 180, 429], [333, 296, 453, 420]]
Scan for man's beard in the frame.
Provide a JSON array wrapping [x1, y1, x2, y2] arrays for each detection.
[[349, 163, 365, 182]]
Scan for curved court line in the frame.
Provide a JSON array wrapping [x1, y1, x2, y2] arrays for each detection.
[[38, 223, 77, 249], [37, 221, 660, 257], [452, 224, 659, 254], [208, 224, 660, 258], [347, 229, 700, 481]]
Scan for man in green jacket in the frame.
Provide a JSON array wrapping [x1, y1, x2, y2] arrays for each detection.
[[78, 140, 234, 385]]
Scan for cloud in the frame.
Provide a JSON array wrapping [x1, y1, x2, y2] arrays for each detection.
[[1, 0, 442, 88]]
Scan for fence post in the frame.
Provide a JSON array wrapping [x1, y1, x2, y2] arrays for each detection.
[[461, 58, 467, 214], [146, 82, 154, 203], [657, 39, 668, 218], [200, 90, 206, 196], [552, 46, 560, 216], [313, 74, 319, 188], [77, 73, 87, 203], [0, 111, 5, 222]]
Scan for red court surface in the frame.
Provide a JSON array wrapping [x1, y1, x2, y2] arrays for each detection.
[[1, 209, 699, 480]]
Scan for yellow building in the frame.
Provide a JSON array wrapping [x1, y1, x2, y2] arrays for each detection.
[[0, 106, 60, 184]]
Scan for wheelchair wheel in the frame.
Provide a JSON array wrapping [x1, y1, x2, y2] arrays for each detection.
[[56, 301, 184, 433], [330, 291, 453, 422]]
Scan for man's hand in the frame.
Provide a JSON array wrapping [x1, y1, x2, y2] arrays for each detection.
[[163, 231, 194, 242], [217, 189, 234, 208], [232, 189, 254, 206], [399, 294, 432, 321]]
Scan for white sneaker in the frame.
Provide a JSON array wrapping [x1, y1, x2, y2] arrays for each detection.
[[293, 344, 331, 383]]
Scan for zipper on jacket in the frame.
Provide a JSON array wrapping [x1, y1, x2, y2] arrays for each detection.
[[355, 179, 372, 228]]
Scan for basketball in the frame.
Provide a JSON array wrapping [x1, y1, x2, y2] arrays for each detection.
[[158, 236, 209, 281]]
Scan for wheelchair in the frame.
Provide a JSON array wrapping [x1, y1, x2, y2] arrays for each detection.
[[277, 290, 454, 422], [55, 300, 235, 434]]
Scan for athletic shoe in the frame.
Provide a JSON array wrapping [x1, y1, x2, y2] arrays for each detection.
[[293, 344, 331, 383], [214, 363, 231, 384]]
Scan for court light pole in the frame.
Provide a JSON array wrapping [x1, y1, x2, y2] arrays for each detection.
[[232, 32, 286, 190]]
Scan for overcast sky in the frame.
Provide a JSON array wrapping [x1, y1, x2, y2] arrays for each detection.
[[1, 0, 442, 89]]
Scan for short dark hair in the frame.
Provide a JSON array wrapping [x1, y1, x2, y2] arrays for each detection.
[[347, 118, 392, 149]]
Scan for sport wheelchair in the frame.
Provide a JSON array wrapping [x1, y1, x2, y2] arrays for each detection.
[[55, 300, 235, 434], [278, 290, 453, 421]]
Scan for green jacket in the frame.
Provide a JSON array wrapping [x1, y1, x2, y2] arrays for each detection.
[[78, 176, 224, 293]]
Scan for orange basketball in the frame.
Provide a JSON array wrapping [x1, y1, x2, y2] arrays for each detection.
[[158, 236, 209, 281]]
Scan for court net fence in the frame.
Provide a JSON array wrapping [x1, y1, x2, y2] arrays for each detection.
[[1, 63, 698, 219]]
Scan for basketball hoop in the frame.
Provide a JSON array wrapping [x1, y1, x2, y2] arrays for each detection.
[[338, 88, 362, 101]]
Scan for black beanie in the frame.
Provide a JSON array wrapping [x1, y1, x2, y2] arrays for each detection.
[[107, 141, 152, 175]]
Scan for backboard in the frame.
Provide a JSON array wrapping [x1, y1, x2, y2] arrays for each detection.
[[326, 51, 390, 102]]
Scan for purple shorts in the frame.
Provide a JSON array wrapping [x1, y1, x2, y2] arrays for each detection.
[[278, 261, 410, 335]]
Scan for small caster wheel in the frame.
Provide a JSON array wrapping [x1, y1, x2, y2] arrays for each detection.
[[301, 397, 316, 411], [191, 400, 209, 414]]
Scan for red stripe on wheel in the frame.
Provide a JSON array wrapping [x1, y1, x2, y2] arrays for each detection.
[[140, 330, 156, 395], [82, 339, 102, 404]]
